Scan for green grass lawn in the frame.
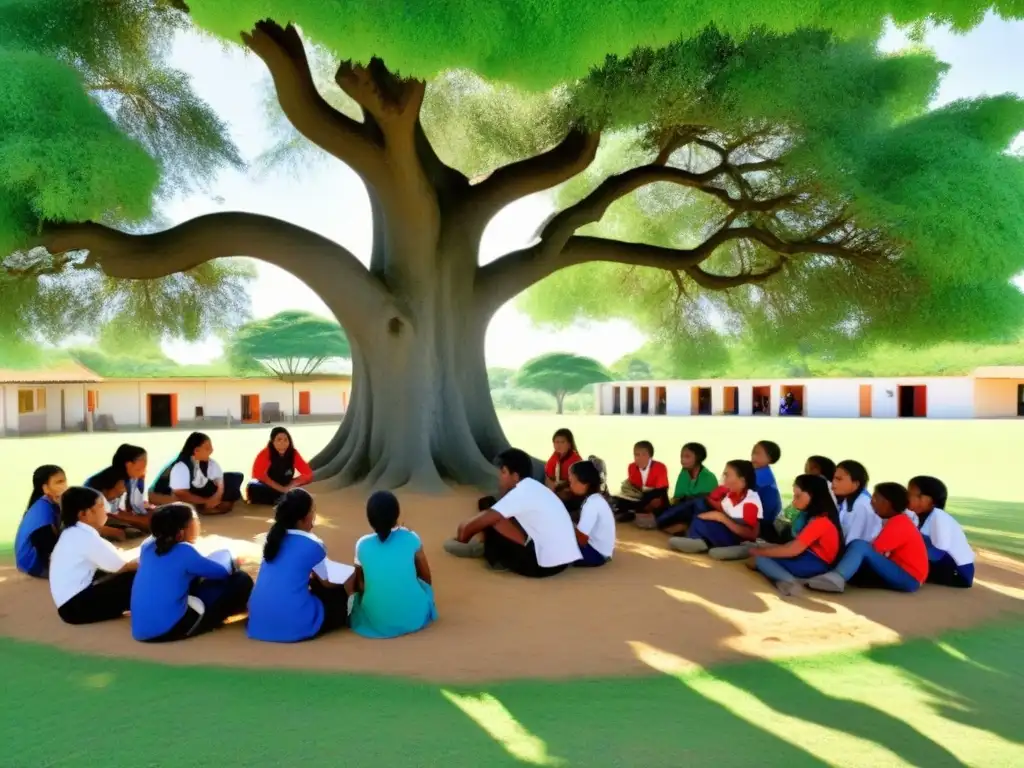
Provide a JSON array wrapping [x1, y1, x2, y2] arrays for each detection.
[[2, 414, 1023, 767]]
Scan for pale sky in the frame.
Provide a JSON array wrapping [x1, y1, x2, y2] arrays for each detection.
[[162, 15, 1024, 369]]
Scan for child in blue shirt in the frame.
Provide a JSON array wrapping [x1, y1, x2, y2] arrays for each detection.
[[15, 465, 67, 577], [350, 491, 437, 639], [248, 488, 353, 643], [752, 440, 783, 534], [131, 503, 253, 642]]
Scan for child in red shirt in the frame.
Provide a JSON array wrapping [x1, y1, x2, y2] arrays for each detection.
[[544, 428, 582, 497], [668, 460, 762, 554], [747, 475, 843, 597], [808, 482, 927, 594], [247, 427, 314, 506], [611, 441, 670, 523]]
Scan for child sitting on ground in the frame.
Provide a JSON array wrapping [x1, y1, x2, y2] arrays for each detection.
[[749, 475, 844, 597], [775, 456, 836, 541], [832, 460, 880, 543], [668, 460, 762, 555], [544, 428, 583, 503], [130, 503, 254, 642], [908, 475, 975, 588], [636, 443, 717, 532], [350, 491, 437, 638], [612, 441, 670, 523], [808, 482, 927, 594], [15, 465, 67, 578], [567, 460, 616, 567], [752, 440, 783, 537]]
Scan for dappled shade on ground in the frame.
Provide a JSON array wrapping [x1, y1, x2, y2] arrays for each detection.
[[1, 489, 1021, 683]]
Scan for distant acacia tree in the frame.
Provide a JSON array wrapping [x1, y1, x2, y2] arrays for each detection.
[[612, 357, 654, 381], [228, 310, 350, 377], [516, 353, 611, 414]]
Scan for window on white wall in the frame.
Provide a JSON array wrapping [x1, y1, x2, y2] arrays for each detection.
[[17, 388, 46, 414]]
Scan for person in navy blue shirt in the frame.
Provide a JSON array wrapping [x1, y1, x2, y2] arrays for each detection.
[[15, 465, 67, 577], [752, 440, 783, 538], [248, 489, 353, 643], [130, 503, 253, 642]]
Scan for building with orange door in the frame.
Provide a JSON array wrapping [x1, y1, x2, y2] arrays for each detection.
[[594, 367, 1024, 420], [0, 361, 352, 436]]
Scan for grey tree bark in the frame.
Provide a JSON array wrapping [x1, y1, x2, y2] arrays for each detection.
[[36, 20, 873, 492]]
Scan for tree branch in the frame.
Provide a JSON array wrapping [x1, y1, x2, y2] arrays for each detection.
[[241, 20, 386, 183], [471, 128, 601, 214], [39, 213, 401, 339]]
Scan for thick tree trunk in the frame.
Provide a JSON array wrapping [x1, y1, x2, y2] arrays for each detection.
[[310, 238, 511, 494]]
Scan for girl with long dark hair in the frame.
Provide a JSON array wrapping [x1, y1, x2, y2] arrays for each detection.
[[15, 465, 67, 577], [247, 427, 314, 505], [149, 432, 244, 514]]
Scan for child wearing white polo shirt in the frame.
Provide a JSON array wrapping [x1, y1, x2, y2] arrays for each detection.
[[908, 475, 975, 588], [49, 486, 137, 625], [567, 460, 615, 567], [445, 448, 581, 577]]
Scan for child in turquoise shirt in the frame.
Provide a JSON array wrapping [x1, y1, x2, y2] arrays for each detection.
[[350, 491, 437, 639]]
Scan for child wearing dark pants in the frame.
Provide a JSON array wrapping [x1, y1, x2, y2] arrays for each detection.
[[612, 441, 670, 523], [809, 483, 928, 594], [748, 475, 843, 597], [908, 476, 975, 588], [131, 503, 254, 642], [49, 486, 139, 625], [669, 460, 762, 555]]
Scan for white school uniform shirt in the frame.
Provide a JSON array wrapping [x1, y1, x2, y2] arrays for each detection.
[[169, 458, 224, 491], [839, 491, 882, 543], [920, 508, 975, 566], [492, 478, 582, 568], [721, 489, 764, 522], [577, 494, 616, 558], [639, 463, 651, 488], [49, 523, 131, 608]]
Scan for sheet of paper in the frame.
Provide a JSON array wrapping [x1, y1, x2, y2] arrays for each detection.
[[206, 548, 234, 573], [313, 558, 354, 584]]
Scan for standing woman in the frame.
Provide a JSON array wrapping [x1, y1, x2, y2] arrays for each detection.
[[49, 487, 137, 625], [150, 432, 244, 515], [247, 427, 314, 506]]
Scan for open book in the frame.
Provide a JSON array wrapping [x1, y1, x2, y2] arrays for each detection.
[[313, 558, 355, 584]]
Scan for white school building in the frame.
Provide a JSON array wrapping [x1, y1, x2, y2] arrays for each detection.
[[594, 366, 1024, 420], [0, 361, 352, 436]]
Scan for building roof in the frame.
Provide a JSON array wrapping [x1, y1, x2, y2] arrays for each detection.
[[0, 361, 104, 384]]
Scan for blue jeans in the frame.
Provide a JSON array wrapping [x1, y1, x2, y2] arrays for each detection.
[[687, 517, 741, 548], [755, 550, 830, 583], [923, 535, 974, 588], [834, 540, 921, 592], [574, 543, 609, 568], [657, 497, 708, 529]]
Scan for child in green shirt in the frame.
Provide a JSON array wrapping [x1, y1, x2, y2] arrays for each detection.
[[636, 442, 717, 532]]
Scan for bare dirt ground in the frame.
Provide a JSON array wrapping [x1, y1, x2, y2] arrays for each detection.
[[2, 488, 1022, 683]]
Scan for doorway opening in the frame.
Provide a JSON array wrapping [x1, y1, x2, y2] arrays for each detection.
[[691, 386, 712, 415], [752, 386, 771, 415], [241, 394, 261, 423], [1018, 384, 1024, 417], [147, 394, 176, 428], [898, 385, 927, 418], [655, 386, 667, 415], [723, 386, 739, 415], [625, 388, 635, 415], [640, 387, 650, 415], [612, 386, 621, 415], [859, 384, 872, 417], [780, 385, 805, 415]]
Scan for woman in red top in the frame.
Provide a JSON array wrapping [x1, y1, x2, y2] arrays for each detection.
[[246, 427, 314, 506], [808, 483, 927, 594], [612, 441, 671, 522], [748, 475, 843, 596]]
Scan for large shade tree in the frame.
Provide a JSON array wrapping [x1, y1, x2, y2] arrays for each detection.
[[4, 0, 1024, 491]]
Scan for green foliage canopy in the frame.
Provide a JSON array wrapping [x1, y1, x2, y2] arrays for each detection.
[[515, 352, 612, 413], [227, 310, 351, 377], [520, 27, 1024, 366]]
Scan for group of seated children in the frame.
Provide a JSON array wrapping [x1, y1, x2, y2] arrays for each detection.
[[16, 472, 437, 642], [606, 437, 975, 597], [444, 444, 616, 577]]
